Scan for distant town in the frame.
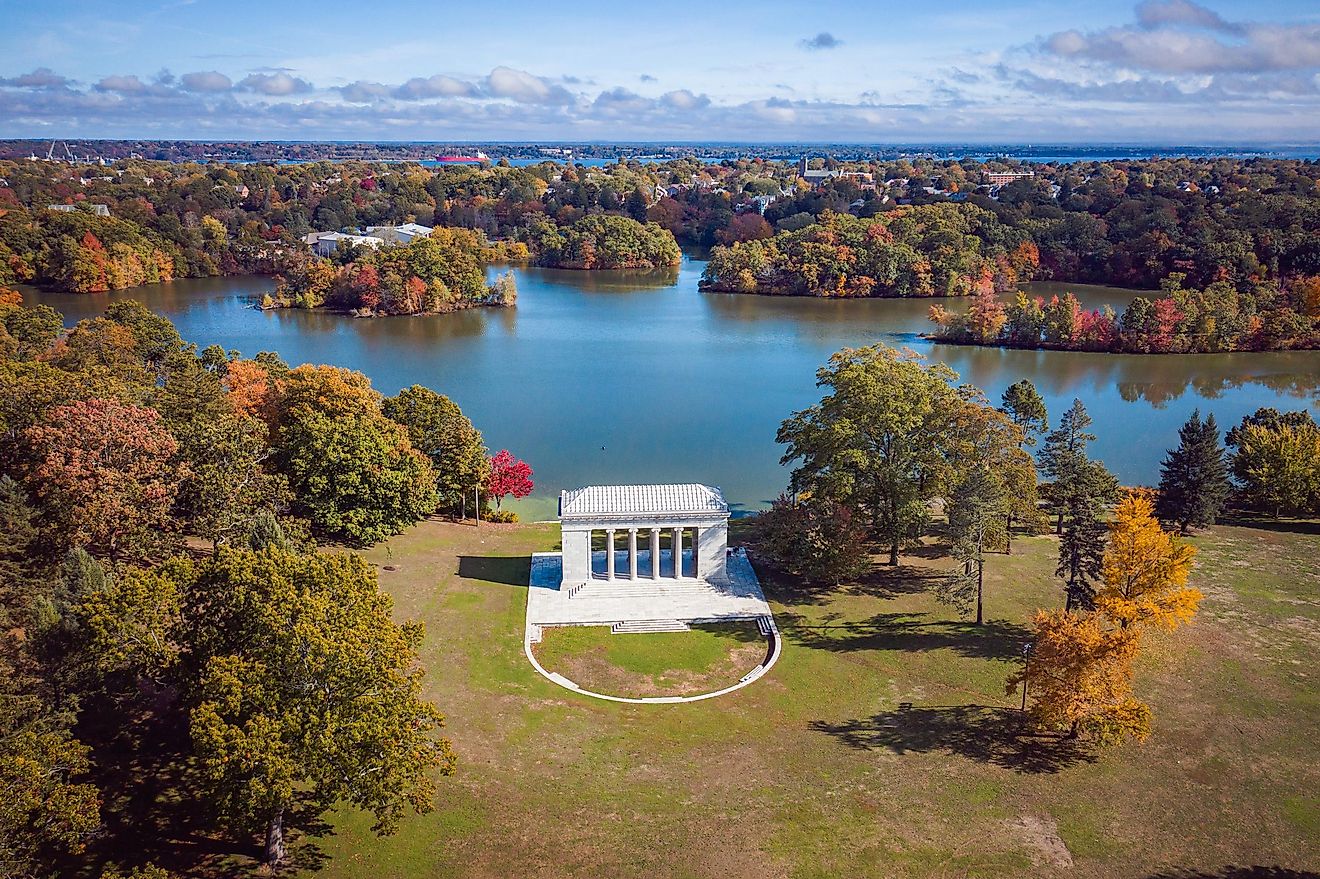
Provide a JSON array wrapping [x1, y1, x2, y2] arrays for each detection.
[[2, 138, 1314, 166]]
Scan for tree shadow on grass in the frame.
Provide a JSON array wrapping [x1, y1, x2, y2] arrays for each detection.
[[68, 694, 258, 878], [70, 688, 338, 878], [1217, 514, 1320, 537], [810, 704, 1096, 774], [1143, 870, 1320, 879], [752, 553, 947, 608], [457, 555, 532, 587], [781, 611, 1031, 662]]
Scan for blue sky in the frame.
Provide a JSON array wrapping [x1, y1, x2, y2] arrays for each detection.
[[2, 0, 1319, 142]]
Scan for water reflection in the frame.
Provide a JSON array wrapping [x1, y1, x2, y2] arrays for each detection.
[[18, 258, 1320, 514]]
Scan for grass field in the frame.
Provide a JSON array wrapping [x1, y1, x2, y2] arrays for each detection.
[[261, 517, 1319, 878], [533, 621, 767, 698]]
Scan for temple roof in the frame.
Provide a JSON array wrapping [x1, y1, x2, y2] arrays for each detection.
[[559, 484, 727, 519]]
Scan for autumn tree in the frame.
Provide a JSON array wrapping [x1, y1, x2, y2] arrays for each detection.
[[1007, 609, 1150, 743], [755, 493, 871, 585], [22, 398, 184, 561], [1155, 409, 1230, 532], [382, 385, 489, 516], [184, 548, 456, 867], [1097, 492, 1200, 630], [486, 449, 533, 511]]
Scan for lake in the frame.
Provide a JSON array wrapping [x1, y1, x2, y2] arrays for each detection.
[[21, 259, 1319, 520]]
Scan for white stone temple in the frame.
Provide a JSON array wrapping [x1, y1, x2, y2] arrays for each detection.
[[524, 482, 783, 702], [557, 483, 730, 587]]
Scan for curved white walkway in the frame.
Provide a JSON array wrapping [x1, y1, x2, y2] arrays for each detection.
[[523, 548, 782, 704]]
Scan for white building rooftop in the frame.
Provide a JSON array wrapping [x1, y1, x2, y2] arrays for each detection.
[[559, 484, 727, 519]]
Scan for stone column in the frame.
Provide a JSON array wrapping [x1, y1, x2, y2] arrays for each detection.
[[605, 528, 616, 581], [672, 526, 684, 578], [692, 527, 701, 580], [650, 528, 661, 580], [628, 528, 638, 580]]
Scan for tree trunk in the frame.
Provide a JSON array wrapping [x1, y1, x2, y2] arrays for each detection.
[[975, 559, 984, 625], [1004, 513, 1013, 555], [1055, 511, 1063, 535], [264, 805, 286, 868], [1066, 720, 1080, 740], [889, 539, 899, 566]]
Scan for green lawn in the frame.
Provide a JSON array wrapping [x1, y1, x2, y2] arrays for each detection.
[[130, 516, 1318, 878], [533, 622, 767, 698]]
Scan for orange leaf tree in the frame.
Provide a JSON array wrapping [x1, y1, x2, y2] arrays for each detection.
[[1097, 491, 1200, 630], [1008, 609, 1150, 744]]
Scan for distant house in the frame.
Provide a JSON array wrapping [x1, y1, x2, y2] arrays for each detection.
[[311, 232, 384, 257], [48, 203, 110, 217], [983, 170, 1035, 187], [234, 184, 250, 198], [364, 222, 432, 245]]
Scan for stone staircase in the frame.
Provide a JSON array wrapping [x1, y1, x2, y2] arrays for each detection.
[[610, 619, 691, 634], [568, 579, 726, 601]]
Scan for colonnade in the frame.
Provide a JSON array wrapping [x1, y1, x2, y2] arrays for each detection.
[[593, 526, 701, 580]]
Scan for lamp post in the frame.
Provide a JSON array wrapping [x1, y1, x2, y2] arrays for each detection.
[[1020, 641, 1033, 713]]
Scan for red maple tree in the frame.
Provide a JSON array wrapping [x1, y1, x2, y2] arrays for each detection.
[[486, 449, 533, 509]]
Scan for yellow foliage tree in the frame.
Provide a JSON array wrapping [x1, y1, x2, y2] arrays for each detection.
[[1008, 609, 1150, 743], [1097, 491, 1200, 630]]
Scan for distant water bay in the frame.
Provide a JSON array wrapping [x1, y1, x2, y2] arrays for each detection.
[[23, 258, 1320, 520]]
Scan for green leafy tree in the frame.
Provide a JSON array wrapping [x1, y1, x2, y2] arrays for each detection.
[[939, 465, 1008, 624], [999, 379, 1049, 446], [778, 345, 962, 566], [176, 414, 289, 549], [992, 377, 1045, 554], [279, 410, 438, 545], [1155, 410, 1230, 533], [1226, 410, 1320, 517], [184, 548, 456, 867], [382, 385, 489, 516]]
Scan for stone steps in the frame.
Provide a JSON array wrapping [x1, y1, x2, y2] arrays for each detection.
[[757, 615, 773, 636], [610, 619, 691, 634], [570, 582, 725, 601], [528, 624, 543, 644]]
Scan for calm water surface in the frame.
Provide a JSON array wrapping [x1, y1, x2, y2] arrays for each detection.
[[23, 258, 1320, 520]]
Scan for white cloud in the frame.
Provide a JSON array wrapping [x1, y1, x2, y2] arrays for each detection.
[[236, 72, 313, 96], [180, 70, 232, 92], [393, 74, 478, 100], [0, 67, 70, 89], [95, 74, 148, 94], [483, 66, 573, 104]]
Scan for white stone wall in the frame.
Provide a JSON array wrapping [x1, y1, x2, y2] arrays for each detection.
[[560, 526, 592, 584], [698, 522, 728, 583]]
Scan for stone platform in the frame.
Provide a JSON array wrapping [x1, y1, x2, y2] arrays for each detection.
[[526, 548, 771, 627]]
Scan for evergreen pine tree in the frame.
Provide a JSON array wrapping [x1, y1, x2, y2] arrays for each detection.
[[1056, 460, 1115, 611], [1156, 410, 1230, 533]]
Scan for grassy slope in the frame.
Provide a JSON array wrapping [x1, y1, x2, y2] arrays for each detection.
[[294, 519, 1318, 879]]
